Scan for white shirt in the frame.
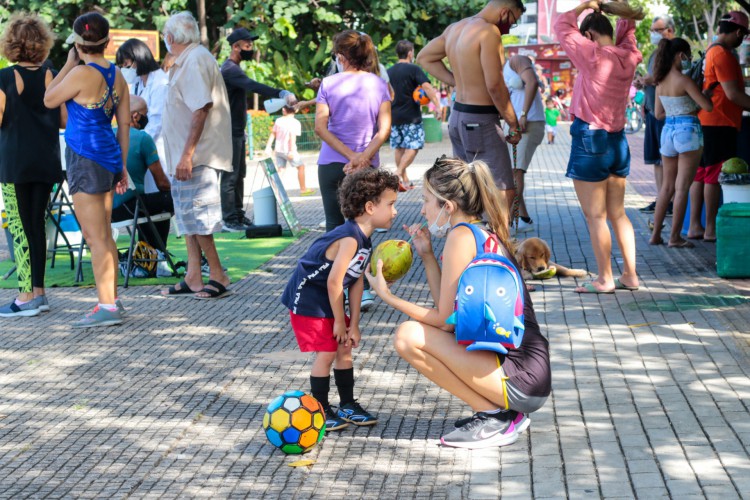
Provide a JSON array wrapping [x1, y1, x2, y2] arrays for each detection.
[[133, 69, 169, 141], [162, 44, 232, 174]]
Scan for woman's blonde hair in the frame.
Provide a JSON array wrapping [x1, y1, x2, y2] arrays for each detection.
[[0, 12, 55, 64], [424, 156, 511, 249]]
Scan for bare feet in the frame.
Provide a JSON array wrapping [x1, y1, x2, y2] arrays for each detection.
[[649, 236, 663, 245], [668, 238, 694, 248]]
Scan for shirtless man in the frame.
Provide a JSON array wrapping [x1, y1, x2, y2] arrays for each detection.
[[417, 0, 525, 210]]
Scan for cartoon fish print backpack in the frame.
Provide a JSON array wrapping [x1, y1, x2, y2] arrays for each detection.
[[446, 223, 525, 355]]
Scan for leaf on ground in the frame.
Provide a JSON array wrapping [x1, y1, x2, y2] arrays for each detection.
[[627, 322, 658, 328], [288, 459, 315, 467]]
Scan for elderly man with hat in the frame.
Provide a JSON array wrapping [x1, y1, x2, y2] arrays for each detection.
[[690, 11, 750, 243], [220, 27, 297, 231]]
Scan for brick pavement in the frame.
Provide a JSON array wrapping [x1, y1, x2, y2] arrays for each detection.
[[0, 124, 748, 498]]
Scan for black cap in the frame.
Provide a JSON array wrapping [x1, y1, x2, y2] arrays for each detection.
[[227, 28, 259, 45]]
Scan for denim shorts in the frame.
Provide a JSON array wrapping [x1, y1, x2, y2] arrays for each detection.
[[660, 115, 703, 157], [566, 118, 630, 182]]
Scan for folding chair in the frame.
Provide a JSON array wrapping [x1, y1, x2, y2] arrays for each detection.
[[47, 181, 78, 270], [107, 192, 177, 288]]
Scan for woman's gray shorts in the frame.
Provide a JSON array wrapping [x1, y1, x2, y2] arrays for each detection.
[[66, 148, 122, 196]]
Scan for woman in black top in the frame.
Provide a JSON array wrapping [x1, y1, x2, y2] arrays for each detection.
[[0, 13, 63, 318]]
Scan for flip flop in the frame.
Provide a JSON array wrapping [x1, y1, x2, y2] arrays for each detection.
[[668, 240, 694, 248], [575, 282, 615, 294], [614, 278, 639, 291], [703, 237, 716, 243], [194, 280, 232, 300], [162, 280, 197, 297], [300, 189, 316, 196]]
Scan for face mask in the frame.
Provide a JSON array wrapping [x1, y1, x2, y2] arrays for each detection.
[[136, 113, 149, 130], [240, 49, 254, 61], [650, 32, 662, 45], [428, 205, 451, 238], [121, 67, 138, 85], [335, 55, 345, 73], [681, 57, 691, 73]]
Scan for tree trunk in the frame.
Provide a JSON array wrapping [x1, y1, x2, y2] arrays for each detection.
[[197, 0, 209, 48]]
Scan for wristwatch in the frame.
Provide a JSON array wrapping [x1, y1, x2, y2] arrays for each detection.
[[520, 111, 527, 118]]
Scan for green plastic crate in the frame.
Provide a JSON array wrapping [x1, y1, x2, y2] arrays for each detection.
[[716, 203, 750, 278], [423, 117, 443, 143]]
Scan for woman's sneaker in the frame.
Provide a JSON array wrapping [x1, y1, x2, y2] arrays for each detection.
[[455, 411, 531, 433], [324, 406, 349, 431], [29, 295, 50, 312], [441, 411, 519, 449], [72, 306, 123, 329], [337, 400, 378, 426], [0, 299, 41, 318]]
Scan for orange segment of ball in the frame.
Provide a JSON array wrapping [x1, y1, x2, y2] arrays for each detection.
[[300, 394, 320, 412], [413, 86, 430, 105]]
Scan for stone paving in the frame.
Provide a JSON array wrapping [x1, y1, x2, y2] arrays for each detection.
[[0, 124, 749, 499]]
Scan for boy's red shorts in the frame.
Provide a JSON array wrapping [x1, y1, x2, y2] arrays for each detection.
[[290, 312, 350, 352]]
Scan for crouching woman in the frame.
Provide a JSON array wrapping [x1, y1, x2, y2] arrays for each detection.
[[366, 156, 551, 449]]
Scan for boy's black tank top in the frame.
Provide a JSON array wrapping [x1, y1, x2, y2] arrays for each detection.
[[0, 65, 62, 184]]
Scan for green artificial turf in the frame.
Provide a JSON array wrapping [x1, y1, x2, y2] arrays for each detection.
[[0, 231, 297, 289]]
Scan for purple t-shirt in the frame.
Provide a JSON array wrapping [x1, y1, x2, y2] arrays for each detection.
[[316, 72, 391, 166]]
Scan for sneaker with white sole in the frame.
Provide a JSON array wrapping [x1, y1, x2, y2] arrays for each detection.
[[337, 400, 378, 426], [116, 299, 126, 316], [514, 219, 534, 234], [455, 411, 530, 431], [0, 299, 41, 318], [318, 220, 327, 229], [440, 411, 519, 449], [30, 295, 50, 312], [324, 406, 349, 431], [72, 306, 123, 329]]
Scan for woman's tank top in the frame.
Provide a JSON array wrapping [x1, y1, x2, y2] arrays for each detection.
[[503, 61, 545, 122], [659, 95, 699, 117], [64, 63, 122, 173], [0, 65, 63, 184]]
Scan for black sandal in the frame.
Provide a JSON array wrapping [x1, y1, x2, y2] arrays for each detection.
[[194, 280, 232, 300], [163, 280, 197, 297]]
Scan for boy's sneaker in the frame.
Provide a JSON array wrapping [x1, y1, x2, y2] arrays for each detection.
[[639, 201, 656, 214], [360, 290, 375, 311], [72, 306, 123, 329], [0, 299, 41, 318], [30, 295, 50, 312], [324, 406, 349, 431], [337, 400, 378, 426], [440, 411, 519, 449]]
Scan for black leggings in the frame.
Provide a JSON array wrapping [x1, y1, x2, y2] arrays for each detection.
[[318, 162, 346, 233], [1, 182, 54, 292]]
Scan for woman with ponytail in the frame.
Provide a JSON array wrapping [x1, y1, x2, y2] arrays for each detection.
[[554, 0, 642, 293], [366, 156, 551, 449], [649, 38, 714, 247]]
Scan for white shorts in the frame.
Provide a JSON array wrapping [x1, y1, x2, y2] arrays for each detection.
[[276, 152, 303, 169], [507, 120, 545, 172], [545, 124, 557, 136], [171, 165, 222, 236]]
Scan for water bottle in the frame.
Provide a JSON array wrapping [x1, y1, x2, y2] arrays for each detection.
[[263, 98, 287, 114]]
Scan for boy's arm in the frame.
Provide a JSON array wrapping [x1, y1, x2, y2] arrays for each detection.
[[327, 237, 358, 342], [265, 127, 275, 153]]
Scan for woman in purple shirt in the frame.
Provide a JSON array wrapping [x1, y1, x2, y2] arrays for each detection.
[[314, 30, 392, 233]]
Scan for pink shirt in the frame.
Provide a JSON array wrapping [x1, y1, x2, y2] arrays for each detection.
[[554, 11, 642, 133]]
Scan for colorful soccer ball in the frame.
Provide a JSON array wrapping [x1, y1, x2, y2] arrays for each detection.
[[262, 390, 326, 454], [413, 86, 430, 105]]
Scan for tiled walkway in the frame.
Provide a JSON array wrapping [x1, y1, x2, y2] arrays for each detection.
[[0, 125, 748, 498]]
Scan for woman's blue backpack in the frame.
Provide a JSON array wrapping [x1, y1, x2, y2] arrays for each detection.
[[446, 223, 525, 355]]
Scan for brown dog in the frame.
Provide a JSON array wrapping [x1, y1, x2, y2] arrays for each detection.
[[515, 237, 588, 279]]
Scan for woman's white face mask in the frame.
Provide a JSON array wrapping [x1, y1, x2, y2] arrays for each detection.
[[428, 205, 451, 238]]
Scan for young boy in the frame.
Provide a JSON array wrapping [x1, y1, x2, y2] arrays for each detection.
[[265, 106, 315, 195], [544, 98, 561, 144], [281, 169, 399, 430]]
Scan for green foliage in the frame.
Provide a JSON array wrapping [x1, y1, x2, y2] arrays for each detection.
[[251, 113, 274, 151]]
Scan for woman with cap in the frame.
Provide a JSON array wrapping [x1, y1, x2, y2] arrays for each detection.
[[0, 13, 63, 318], [44, 12, 130, 328], [116, 38, 169, 191]]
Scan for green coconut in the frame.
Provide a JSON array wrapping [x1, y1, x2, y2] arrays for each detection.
[[371, 240, 413, 282], [532, 266, 557, 280], [721, 157, 749, 174]]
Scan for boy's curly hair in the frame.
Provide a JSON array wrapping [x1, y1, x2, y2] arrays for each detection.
[[338, 168, 399, 220]]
